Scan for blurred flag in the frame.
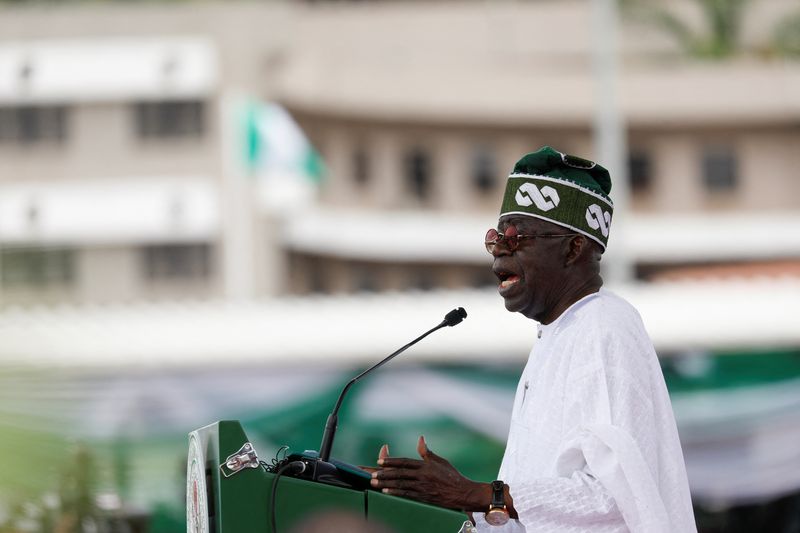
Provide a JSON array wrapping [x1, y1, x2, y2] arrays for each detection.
[[243, 101, 324, 183], [242, 101, 325, 211]]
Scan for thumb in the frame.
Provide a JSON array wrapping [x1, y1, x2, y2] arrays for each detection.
[[378, 444, 390, 461], [417, 435, 430, 459]]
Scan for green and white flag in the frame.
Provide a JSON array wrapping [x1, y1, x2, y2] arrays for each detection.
[[243, 101, 324, 181], [242, 101, 325, 209]]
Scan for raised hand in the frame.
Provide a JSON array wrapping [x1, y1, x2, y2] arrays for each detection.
[[369, 436, 491, 512]]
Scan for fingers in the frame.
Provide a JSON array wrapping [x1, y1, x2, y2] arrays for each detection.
[[372, 477, 418, 489], [371, 474, 426, 501], [377, 457, 423, 469], [378, 488, 419, 499], [359, 466, 379, 474], [372, 478, 426, 500]]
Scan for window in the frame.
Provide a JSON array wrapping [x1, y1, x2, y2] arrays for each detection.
[[472, 146, 497, 194], [702, 145, 738, 192], [307, 258, 327, 294], [408, 268, 435, 291], [471, 268, 497, 289], [142, 244, 211, 281], [0, 248, 75, 287], [404, 147, 432, 201], [352, 144, 370, 186], [351, 265, 377, 292], [134, 100, 204, 139], [628, 151, 653, 193], [0, 106, 67, 144]]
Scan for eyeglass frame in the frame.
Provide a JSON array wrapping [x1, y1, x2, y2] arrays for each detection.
[[485, 227, 579, 255]]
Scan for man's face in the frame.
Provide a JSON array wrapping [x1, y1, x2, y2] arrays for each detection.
[[490, 215, 568, 323]]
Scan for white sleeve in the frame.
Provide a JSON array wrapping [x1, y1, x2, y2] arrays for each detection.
[[508, 468, 625, 531], [472, 461, 623, 532]]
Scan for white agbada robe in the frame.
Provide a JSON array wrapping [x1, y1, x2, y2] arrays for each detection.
[[475, 290, 696, 533]]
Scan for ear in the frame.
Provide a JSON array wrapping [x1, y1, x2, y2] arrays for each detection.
[[564, 235, 588, 266]]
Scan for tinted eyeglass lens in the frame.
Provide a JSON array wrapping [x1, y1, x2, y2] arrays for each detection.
[[485, 228, 499, 253], [485, 225, 520, 254], [503, 225, 519, 249]]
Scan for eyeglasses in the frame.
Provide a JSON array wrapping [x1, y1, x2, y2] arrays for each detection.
[[484, 226, 578, 255]]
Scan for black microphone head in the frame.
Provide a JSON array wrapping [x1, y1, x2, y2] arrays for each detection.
[[444, 307, 467, 327]]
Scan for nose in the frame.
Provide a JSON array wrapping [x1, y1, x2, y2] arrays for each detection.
[[490, 240, 513, 257]]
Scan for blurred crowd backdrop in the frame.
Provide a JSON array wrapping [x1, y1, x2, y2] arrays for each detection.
[[1, 0, 800, 532]]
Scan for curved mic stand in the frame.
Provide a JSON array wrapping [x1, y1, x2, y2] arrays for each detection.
[[284, 308, 468, 489]]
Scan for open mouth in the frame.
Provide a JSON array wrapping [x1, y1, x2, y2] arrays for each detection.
[[495, 270, 521, 290]]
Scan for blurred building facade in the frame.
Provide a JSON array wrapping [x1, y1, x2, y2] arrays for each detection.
[[0, 0, 799, 306]]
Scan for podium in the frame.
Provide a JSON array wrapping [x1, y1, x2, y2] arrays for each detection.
[[187, 420, 469, 533]]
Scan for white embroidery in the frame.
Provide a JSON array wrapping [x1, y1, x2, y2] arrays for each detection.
[[515, 183, 560, 212]]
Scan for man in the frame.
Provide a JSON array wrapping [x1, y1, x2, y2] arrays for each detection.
[[370, 147, 696, 532]]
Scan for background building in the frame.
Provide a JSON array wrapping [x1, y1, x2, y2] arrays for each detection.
[[1, 0, 799, 305]]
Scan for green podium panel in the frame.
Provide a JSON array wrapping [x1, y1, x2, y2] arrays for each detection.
[[190, 420, 364, 533], [188, 420, 469, 533], [268, 473, 365, 532], [367, 490, 467, 533]]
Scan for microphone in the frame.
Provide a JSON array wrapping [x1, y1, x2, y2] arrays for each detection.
[[317, 307, 467, 465], [442, 307, 467, 327]]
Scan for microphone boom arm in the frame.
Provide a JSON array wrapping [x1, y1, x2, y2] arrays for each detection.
[[317, 307, 466, 464]]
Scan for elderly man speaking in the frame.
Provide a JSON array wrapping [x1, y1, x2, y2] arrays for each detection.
[[370, 147, 696, 532]]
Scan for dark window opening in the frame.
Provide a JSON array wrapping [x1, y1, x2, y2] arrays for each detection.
[[134, 100, 205, 139], [305, 257, 327, 294], [472, 268, 497, 289], [404, 147, 432, 201], [0, 248, 75, 287], [352, 265, 378, 293], [702, 145, 738, 192], [472, 146, 497, 194], [628, 151, 653, 193], [0, 106, 68, 144], [142, 244, 211, 280], [353, 145, 370, 187], [408, 267, 435, 291]]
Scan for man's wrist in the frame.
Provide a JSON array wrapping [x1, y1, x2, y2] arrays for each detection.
[[462, 481, 494, 512], [461, 480, 517, 519]]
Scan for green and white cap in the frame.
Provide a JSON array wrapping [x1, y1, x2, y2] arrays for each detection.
[[500, 146, 614, 250]]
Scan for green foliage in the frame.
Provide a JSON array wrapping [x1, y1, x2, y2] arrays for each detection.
[[57, 444, 101, 533], [773, 11, 800, 57], [0, 444, 100, 533], [623, 0, 800, 60], [0, 423, 67, 504], [0, 440, 156, 533]]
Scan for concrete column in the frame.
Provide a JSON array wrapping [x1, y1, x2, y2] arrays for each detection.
[[433, 135, 468, 212], [741, 133, 800, 210], [368, 130, 404, 209], [253, 212, 285, 297], [653, 136, 701, 213], [219, 92, 256, 300], [320, 127, 354, 207], [71, 103, 128, 180], [77, 246, 139, 303]]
